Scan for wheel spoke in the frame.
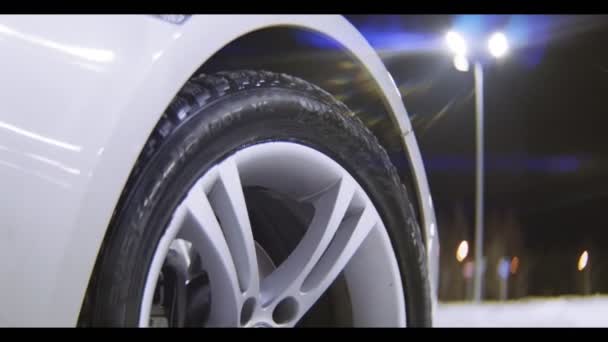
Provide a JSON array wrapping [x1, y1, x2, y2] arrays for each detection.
[[260, 175, 371, 325], [175, 157, 260, 326], [293, 205, 377, 324], [208, 156, 260, 297], [176, 181, 242, 326]]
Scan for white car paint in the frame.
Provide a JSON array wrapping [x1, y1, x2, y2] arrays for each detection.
[[0, 14, 438, 326]]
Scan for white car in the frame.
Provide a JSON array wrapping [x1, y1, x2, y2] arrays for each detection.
[[0, 14, 439, 327]]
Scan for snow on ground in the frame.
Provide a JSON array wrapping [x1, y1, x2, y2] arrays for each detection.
[[435, 296, 608, 327]]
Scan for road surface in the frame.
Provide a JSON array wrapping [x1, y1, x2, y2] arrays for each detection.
[[435, 296, 608, 327]]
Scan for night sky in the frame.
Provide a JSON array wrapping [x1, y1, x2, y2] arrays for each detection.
[[346, 15, 608, 296]]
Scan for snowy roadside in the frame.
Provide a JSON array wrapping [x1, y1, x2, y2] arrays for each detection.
[[434, 296, 608, 327]]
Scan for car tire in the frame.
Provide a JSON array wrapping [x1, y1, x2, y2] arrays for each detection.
[[82, 70, 431, 327]]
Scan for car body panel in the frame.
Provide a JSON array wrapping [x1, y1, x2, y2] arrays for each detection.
[[0, 14, 437, 326]]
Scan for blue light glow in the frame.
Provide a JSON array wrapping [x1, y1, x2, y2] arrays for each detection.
[[425, 155, 582, 174]]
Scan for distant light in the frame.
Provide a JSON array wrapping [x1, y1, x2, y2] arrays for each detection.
[[446, 31, 467, 56], [497, 258, 511, 280], [462, 261, 474, 279], [453, 54, 470, 72], [510, 256, 520, 274], [578, 250, 589, 271], [488, 32, 509, 58], [456, 240, 469, 262]]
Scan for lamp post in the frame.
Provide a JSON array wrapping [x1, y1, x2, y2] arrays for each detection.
[[445, 30, 509, 302]]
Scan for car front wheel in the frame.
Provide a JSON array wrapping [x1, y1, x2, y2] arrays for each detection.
[[84, 70, 431, 327]]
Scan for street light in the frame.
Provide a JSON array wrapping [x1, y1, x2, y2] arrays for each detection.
[[453, 54, 470, 72], [578, 250, 588, 272], [445, 30, 510, 303], [446, 31, 468, 56], [488, 32, 509, 58], [578, 250, 590, 295], [456, 240, 469, 262]]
